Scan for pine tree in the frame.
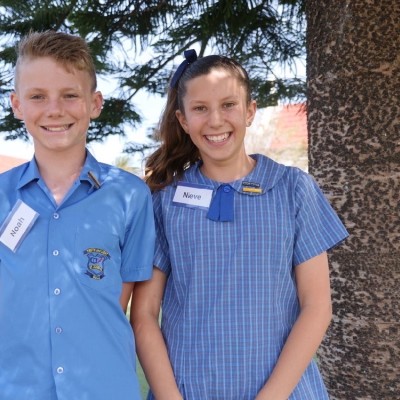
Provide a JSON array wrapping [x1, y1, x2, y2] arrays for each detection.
[[0, 0, 306, 145]]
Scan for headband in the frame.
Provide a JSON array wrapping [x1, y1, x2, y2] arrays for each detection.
[[170, 49, 198, 89]]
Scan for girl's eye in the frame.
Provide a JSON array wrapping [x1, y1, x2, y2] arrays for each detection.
[[224, 102, 235, 109], [194, 105, 206, 112]]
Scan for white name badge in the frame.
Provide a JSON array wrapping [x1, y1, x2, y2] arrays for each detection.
[[173, 182, 213, 210], [0, 200, 39, 252]]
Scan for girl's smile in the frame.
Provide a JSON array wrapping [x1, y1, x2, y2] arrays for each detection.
[[205, 132, 231, 143]]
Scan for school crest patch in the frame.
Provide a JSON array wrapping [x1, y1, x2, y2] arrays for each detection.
[[83, 248, 110, 280]]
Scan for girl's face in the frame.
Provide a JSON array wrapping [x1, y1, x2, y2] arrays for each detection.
[[176, 68, 256, 172]]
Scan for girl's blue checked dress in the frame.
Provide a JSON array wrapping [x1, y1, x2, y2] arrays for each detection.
[[150, 154, 348, 399]]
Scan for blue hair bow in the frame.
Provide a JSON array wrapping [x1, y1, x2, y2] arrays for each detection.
[[170, 49, 198, 89]]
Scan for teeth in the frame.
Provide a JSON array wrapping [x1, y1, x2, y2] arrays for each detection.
[[45, 125, 70, 132], [206, 133, 229, 143]]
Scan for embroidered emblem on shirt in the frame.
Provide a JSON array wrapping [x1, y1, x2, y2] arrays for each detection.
[[83, 248, 110, 280]]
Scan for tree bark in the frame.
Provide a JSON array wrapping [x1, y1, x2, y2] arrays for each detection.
[[306, 0, 400, 398]]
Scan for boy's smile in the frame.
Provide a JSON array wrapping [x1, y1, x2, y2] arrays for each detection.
[[42, 124, 74, 132]]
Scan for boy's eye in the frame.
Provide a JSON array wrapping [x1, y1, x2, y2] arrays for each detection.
[[30, 94, 44, 100], [224, 102, 235, 108], [65, 93, 78, 99]]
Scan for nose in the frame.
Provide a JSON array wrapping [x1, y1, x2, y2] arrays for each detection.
[[208, 108, 224, 127], [46, 98, 64, 116]]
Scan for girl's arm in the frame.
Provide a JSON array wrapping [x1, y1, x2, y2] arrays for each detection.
[[255, 252, 332, 400], [120, 282, 134, 313], [130, 268, 183, 400]]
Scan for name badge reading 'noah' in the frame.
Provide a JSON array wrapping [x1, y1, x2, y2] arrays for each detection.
[[173, 182, 213, 210], [0, 200, 39, 252]]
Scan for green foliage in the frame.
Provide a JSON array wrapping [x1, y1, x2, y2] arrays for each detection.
[[0, 0, 306, 147]]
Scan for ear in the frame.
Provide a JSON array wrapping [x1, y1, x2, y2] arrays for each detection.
[[246, 99, 257, 127], [90, 91, 104, 119], [175, 109, 189, 134], [10, 92, 24, 121]]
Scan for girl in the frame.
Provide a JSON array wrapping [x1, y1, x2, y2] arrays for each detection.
[[131, 50, 348, 399]]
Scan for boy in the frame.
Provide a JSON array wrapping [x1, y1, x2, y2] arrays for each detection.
[[0, 30, 155, 399]]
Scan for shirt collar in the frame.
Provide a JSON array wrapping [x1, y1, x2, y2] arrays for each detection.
[[16, 149, 104, 191], [16, 157, 40, 190]]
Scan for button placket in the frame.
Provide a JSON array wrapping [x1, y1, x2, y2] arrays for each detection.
[[50, 211, 65, 380]]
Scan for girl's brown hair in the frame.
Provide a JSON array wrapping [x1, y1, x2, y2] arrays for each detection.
[[145, 54, 252, 192]]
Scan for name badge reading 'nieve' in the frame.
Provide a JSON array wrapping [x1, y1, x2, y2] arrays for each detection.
[[173, 182, 213, 210], [0, 200, 39, 252]]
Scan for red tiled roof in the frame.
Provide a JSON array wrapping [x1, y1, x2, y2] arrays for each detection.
[[245, 103, 307, 170], [0, 154, 27, 173], [270, 103, 307, 150]]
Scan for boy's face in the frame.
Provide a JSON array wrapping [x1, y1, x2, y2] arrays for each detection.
[[11, 56, 103, 156]]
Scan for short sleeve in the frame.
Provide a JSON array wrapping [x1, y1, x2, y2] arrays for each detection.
[[293, 172, 348, 266], [120, 182, 155, 282]]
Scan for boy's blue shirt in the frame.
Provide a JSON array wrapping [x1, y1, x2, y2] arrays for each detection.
[[0, 150, 155, 400]]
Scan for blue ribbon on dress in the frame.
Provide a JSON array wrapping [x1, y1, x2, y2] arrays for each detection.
[[206, 185, 235, 222]]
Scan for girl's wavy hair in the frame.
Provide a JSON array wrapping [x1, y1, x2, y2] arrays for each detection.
[[145, 53, 251, 192]]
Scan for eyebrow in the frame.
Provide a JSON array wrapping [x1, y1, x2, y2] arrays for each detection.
[[188, 95, 240, 103]]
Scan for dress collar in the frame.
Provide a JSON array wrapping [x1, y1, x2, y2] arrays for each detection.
[[186, 154, 287, 196]]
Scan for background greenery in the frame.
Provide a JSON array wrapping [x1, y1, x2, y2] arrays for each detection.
[[0, 0, 306, 152]]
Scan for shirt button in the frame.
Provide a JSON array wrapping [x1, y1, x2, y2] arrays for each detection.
[[55, 327, 63, 334], [56, 367, 64, 374], [54, 288, 61, 295], [52, 250, 59, 256], [53, 213, 60, 219], [223, 185, 231, 193]]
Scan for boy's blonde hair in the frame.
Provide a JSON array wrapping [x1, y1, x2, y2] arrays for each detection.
[[14, 30, 97, 91]]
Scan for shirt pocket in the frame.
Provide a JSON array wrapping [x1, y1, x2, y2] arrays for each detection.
[[74, 226, 122, 292]]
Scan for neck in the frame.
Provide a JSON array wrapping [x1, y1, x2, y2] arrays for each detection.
[[34, 148, 86, 205], [200, 153, 256, 183]]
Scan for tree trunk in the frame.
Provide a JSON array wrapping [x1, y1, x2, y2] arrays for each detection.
[[306, 0, 400, 398]]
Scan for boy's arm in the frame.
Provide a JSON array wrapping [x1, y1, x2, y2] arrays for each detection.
[[130, 268, 183, 400], [255, 252, 332, 400]]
